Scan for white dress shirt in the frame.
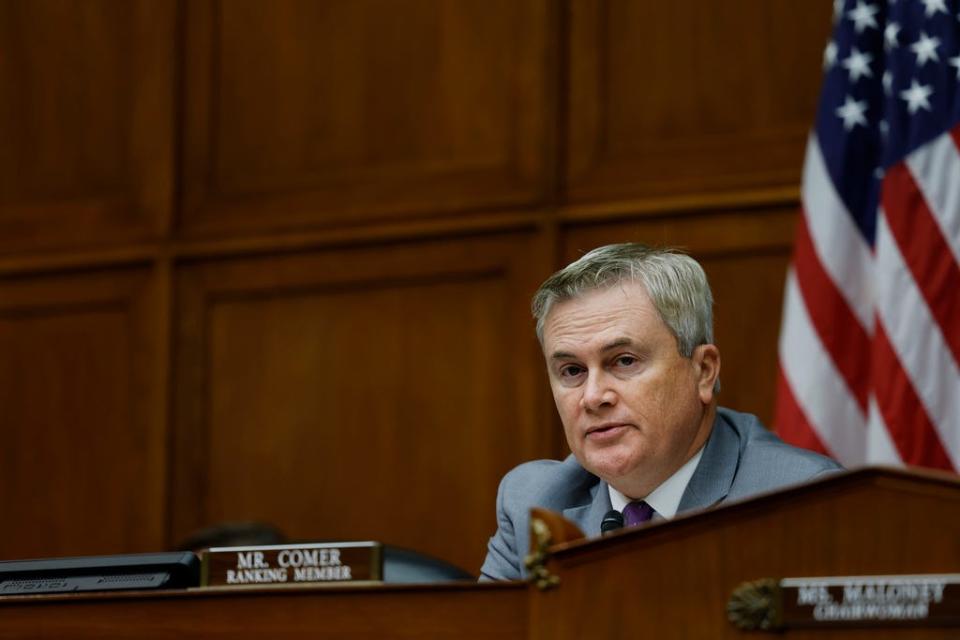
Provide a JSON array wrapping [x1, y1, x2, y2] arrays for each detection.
[[608, 446, 705, 520]]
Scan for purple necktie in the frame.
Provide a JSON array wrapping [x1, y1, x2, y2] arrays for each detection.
[[622, 500, 655, 527]]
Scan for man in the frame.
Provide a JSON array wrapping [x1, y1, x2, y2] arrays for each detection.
[[480, 243, 840, 581]]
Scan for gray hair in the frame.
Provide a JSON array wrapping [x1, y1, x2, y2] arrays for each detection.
[[532, 243, 715, 358]]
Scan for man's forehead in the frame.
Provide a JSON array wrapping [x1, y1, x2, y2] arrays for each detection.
[[543, 282, 656, 330], [542, 285, 667, 353]]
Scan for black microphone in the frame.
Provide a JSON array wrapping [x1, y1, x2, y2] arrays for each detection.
[[601, 509, 624, 534]]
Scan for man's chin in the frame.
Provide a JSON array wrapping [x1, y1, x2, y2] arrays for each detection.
[[581, 454, 643, 485]]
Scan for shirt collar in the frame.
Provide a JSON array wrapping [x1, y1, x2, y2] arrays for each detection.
[[607, 446, 705, 519]]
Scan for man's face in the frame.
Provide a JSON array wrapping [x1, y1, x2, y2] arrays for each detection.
[[541, 281, 719, 498]]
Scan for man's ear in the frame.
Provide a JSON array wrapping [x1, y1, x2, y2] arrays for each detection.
[[693, 344, 720, 404]]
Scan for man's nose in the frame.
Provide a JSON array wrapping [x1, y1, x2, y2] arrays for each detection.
[[581, 370, 616, 412]]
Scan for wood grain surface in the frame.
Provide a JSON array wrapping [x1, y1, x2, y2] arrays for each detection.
[[0, 1, 833, 573]]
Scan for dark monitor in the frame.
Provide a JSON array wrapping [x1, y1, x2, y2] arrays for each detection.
[[0, 551, 200, 596], [381, 545, 474, 583]]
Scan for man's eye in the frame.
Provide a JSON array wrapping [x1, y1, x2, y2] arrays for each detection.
[[615, 355, 638, 367], [560, 365, 585, 378]]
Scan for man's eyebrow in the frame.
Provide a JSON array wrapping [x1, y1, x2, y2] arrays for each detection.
[[550, 338, 635, 361]]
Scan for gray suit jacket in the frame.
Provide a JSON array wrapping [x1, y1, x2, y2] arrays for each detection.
[[479, 407, 841, 581]]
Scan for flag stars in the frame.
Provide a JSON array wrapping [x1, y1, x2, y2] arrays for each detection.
[[911, 32, 941, 67], [824, 41, 839, 69], [950, 56, 960, 80], [900, 80, 933, 114], [834, 0, 846, 23], [884, 22, 900, 50], [847, 1, 879, 33], [836, 95, 869, 130], [883, 70, 893, 95], [842, 48, 874, 81], [920, 0, 948, 17]]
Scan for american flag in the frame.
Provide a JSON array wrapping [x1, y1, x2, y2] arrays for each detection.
[[775, 0, 960, 471]]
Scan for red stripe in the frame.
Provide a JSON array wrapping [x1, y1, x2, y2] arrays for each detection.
[[949, 123, 960, 152], [791, 211, 872, 413], [774, 366, 833, 457], [871, 322, 954, 470], [882, 163, 960, 365]]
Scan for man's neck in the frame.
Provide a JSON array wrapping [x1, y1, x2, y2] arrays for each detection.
[[611, 403, 716, 498], [608, 445, 706, 519]]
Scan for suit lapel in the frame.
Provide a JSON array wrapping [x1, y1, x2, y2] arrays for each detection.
[[677, 412, 740, 512], [562, 480, 611, 537], [559, 411, 740, 534]]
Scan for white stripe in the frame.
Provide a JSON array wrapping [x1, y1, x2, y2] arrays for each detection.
[[779, 269, 867, 465], [875, 211, 960, 469], [802, 134, 875, 330], [865, 395, 904, 467], [905, 130, 960, 266]]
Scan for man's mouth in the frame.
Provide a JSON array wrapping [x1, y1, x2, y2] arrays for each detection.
[[585, 423, 629, 440]]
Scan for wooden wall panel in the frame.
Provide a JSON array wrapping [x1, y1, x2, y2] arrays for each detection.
[[0, 0, 837, 567], [0, 0, 175, 254], [565, 0, 832, 202], [180, 0, 555, 238], [561, 207, 798, 426], [0, 267, 167, 558], [173, 232, 554, 573]]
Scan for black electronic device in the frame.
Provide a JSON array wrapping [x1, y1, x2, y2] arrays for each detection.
[[0, 551, 200, 595], [601, 509, 624, 534]]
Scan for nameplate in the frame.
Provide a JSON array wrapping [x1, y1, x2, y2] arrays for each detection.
[[729, 574, 960, 631], [200, 542, 382, 587]]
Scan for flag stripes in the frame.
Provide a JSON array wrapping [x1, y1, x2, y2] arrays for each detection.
[[776, 3, 960, 473], [883, 163, 960, 366], [775, 367, 830, 456], [778, 270, 868, 465], [792, 212, 872, 413], [874, 210, 960, 465], [870, 321, 952, 469], [906, 133, 960, 264], [801, 137, 875, 330]]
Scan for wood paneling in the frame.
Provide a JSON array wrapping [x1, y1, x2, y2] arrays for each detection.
[[180, 0, 555, 238], [565, 0, 832, 202], [0, 0, 838, 568], [0, 0, 175, 253], [0, 267, 167, 557], [561, 206, 798, 426], [173, 232, 554, 573]]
